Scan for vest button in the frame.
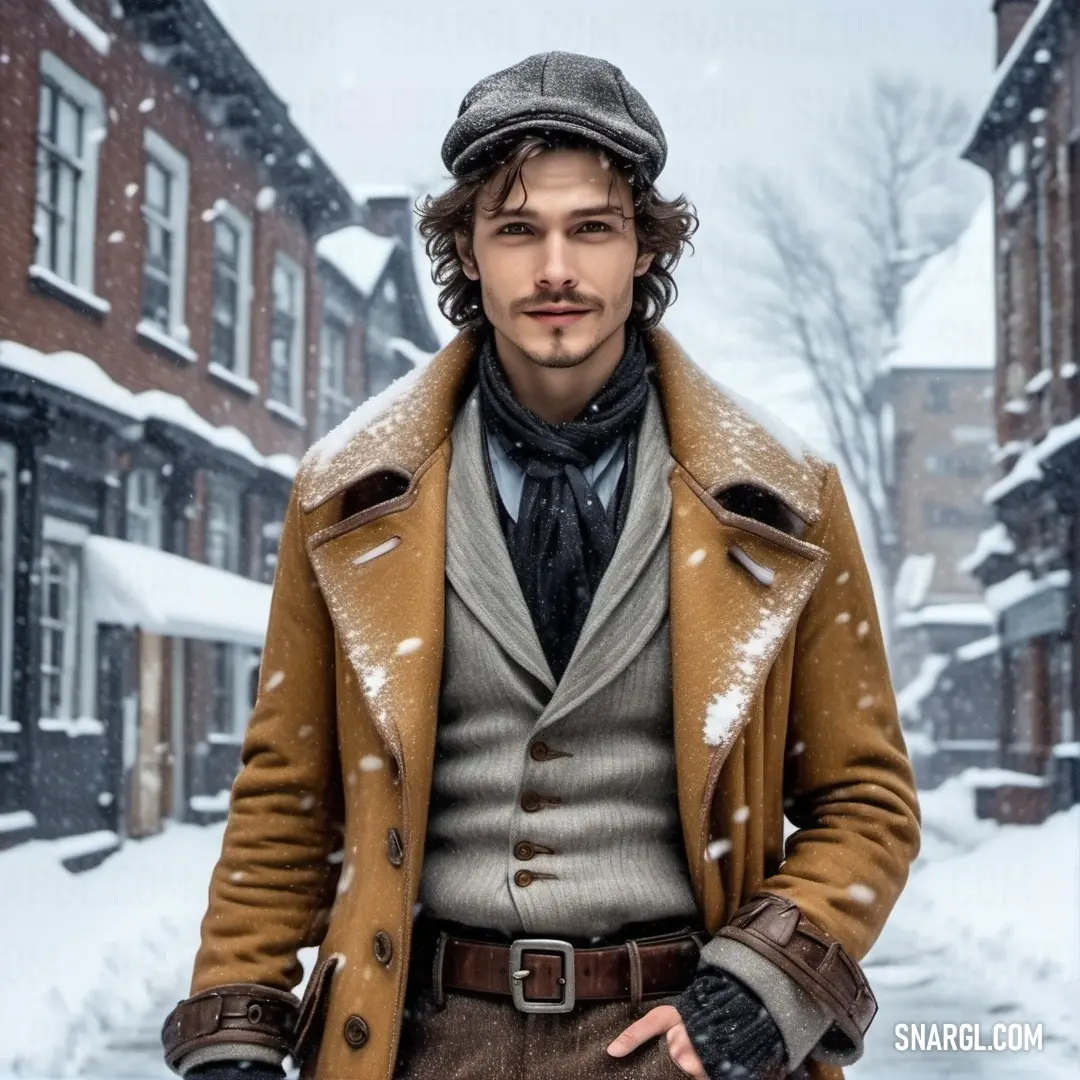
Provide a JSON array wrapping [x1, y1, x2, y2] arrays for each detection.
[[529, 741, 549, 761], [520, 790, 541, 812], [514, 869, 534, 887], [373, 930, 393, 966], [344, 1015, 369, 1048], [514, 841, 536, 860], [386, 827, 404, 867]]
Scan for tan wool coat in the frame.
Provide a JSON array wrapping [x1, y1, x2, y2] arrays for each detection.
[[187, 325, 921, 1080]]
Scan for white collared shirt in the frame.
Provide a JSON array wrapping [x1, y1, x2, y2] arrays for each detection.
[[486, 432, 628, 523]]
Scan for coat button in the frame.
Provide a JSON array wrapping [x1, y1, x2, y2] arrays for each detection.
[[529, 741, 549, 761], [344, 1015, 369, 1048], [373, 930, 393, 966], [514, 841, 536, 860], [514, 869, 534, 887], [386, 827, 404, 867], [520, 790, 541, 812]]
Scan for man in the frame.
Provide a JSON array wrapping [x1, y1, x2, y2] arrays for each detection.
[[162, 52, 919, 1080]]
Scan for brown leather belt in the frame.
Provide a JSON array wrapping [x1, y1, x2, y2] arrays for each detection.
[[428, 924, 707, 1013]]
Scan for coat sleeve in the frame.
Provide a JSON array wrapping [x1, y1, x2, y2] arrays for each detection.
[[162, 479, 345, 1074], [765, 463, 921, 959], [190, 478, 344, 993]]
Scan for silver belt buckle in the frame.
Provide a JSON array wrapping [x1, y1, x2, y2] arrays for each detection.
[[508, 938, 576, 1013]]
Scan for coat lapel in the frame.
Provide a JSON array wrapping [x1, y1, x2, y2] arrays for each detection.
[[444, 387, 556, 694], [533, 380, 674, 732]]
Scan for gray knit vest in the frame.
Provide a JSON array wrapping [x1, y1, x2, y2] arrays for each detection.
[[417, 382, 699, 939]]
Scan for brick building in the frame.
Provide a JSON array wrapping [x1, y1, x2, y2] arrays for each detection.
[[0, 0, 442, 856], [959, 0, 1080, 820]]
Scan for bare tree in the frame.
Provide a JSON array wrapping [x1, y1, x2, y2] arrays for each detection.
[[732, 74, 981, 629]]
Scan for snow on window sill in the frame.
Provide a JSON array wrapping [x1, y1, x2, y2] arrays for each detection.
[[38, 716, 105, 737], [1062, 362, 1078, 379], [0, 717, 22, 734], [207, 732, 244, 745], [0, 810, 37, 834], [266, 398, 307, 429], [208, 361, 258, 396], [1025, 369, 1052, 395], [136, 319, 198, 364], [28, 264, 111, 316], [45, 0, 111, 55]]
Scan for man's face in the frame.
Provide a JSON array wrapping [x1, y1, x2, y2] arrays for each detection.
[[456, 147, 653, 370]]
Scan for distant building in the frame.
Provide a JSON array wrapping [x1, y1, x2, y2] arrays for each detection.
[[885, 201, 1001, 785], [959, 0, 1080, 820], [0, 0, 363, 855]]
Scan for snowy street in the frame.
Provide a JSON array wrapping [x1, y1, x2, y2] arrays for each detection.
[[2, 772, 1075, 1080]]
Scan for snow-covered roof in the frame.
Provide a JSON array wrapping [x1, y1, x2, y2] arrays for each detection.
[[85, 535, 271, 646], [958, 522, 1016, 575], [895, 602, 994, 629], [887, 199, 994, 372], [961, 0, 1060, 160], [352, 182, 415, 204], [316, 226, 398, 298], [0, 341, 297, 481], [387, 336, 434, 368], [984, 568, 1070, 616], [897, 654, 950, 720]]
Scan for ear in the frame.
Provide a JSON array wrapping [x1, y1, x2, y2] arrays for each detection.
[[455, 231, 480, 281], [634, 251, 655, 277]]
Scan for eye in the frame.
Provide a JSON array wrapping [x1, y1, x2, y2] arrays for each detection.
[[497, 222, 531, 235], [578, 221, 612, 233]]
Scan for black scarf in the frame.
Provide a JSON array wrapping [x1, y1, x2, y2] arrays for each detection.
[[477, 323, 650, 682]]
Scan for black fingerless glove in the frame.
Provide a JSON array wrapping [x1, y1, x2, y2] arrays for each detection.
[[183, 1063, 285, 1080], [672, 968, 788, 1080]]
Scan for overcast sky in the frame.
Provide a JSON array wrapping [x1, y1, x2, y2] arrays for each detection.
[[208, 0, 1000, 447]]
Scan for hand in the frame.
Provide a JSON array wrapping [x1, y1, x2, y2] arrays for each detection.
[[606, 1003, 708, 1079]]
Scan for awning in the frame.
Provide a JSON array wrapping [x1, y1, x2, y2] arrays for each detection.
[[84, 535, 272, 647]]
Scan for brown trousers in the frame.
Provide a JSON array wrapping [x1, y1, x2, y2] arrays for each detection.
[[392, 984, 693, 1080]]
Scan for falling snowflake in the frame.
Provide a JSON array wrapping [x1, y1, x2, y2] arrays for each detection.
[[688, 548, 706, 566], [858, 694, 875, 710], [395, 637, 423, 656], [107, 231, 124, 243], [732, 805, 750, 824], [256, 186, 277, 211], [836, 570, 851, 584], [705, 839, 732, 861], [138, 97, 155, 113], [847, 883, 876, 905], [835, 611, 851, 624], [337, 863, 355, 894], [124, 182, 139, 198], [360, 755, 384, 772], [856, 620, 870, 640]]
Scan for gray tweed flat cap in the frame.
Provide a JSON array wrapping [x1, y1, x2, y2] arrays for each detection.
[[441, 51, 667, 185]]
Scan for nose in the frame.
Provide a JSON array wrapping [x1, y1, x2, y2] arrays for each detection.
[[537, 233, 577, 292]]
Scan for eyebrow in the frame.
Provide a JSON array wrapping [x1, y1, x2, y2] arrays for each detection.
[[486, 203, 626, 221]]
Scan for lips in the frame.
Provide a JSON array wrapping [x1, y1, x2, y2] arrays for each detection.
[[525, 308, 593, 326]]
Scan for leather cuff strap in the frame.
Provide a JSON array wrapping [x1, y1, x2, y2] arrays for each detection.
[[161, 983, 300, 1074], [717, 894, 877, 1058]]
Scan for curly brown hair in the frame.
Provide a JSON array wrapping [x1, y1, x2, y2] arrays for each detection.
[[415, 132, 699, 331]]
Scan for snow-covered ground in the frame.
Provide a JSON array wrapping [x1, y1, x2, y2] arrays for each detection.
[[1, 774, 1076, 1078]]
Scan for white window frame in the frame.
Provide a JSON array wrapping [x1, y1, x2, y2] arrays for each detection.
[[210, 642, 260, 738], [207, 201, 255, 388], [137, 129, 191, 358], [0, 445, 15, 730], [39, 516, 95, 727], [267, 252, 306, 420], [125, 466, 163, 549], [205, 474, 242, 574], [33, 51, 105, 297], [316, 296, 352, 439]]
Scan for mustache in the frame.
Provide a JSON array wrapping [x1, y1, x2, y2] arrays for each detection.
[[515, 292, 602, 312]]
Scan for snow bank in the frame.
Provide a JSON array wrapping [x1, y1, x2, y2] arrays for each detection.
[[0, 824, 224, 1076], [896, 773, 1080, 1045]]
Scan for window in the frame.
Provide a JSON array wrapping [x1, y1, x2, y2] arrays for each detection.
[[0, 445, 15, 729], [39, 541, 81, 721], [924, 503, 991, 529], [126, 467, 163, 548], [140, 130, 190, 347], [209, 203, 254, 381], [316, 314, 351, 438], [924, 380, 951, 414], [268, 254, 305, 415], [210, 643, 261, 736], [205, 475, 242, 574], [260, 518, 283, 585], [33, 52, 105, 294]]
